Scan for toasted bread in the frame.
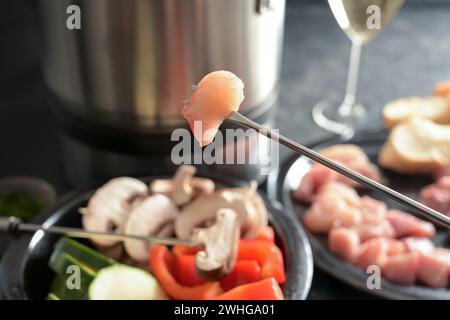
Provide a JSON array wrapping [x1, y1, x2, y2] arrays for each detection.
[[434, 80, 450, 98], [379, 117, 450, 174], [383, 96, 450, 129]]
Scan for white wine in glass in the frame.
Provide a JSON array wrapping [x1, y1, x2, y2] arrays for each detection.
[[313, 0, 404, 136]]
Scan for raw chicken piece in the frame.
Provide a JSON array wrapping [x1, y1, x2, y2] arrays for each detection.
[[402, 237, 434, 254], [382, 252, 420, 285], [354, 196, 394, 242], [336, 162, 382, 188], [317, 182, 361, 207], [302, 203, 335, 234], [360, 196, 387, 220], [419, 176, 450, 215], [433, 248, 450, 278], [294, 144, 382, 202], [182, 70, 244, 147], [417, 252, 449, 288], [303, 192, 361, 233], [356, 238, 405, 270], [303, 182, 361, 233], [293, 165, 338, 203], [319, 145, 382, 188], [354, 219, 396, 243], [386, 210, 436, 238], [328, 228, 360, 263]]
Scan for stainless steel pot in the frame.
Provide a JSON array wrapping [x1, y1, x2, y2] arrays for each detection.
[[40, 0, 285, 132]]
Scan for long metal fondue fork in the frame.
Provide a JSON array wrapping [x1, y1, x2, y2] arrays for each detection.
[[228, 111, 450, 229]]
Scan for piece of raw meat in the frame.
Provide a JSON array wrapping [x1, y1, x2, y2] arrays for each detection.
[[183, 70, 244, 147], [356, 238, 405, 270], [417, 252, 449, 288], [401, 237, 434, 254], [303, 182, 361, 233], [328, 228, 361, 263], [293, 165, 338, 203], [419, 176, 450, 215], [360, 196, 387, 220], [354, 196, 395, 242], [294, 144, 382, 203], [354, 220, 396, 243], [382, 252, 420, 285], [386, 210, 435, 238]]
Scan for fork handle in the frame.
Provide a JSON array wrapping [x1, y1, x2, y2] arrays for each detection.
[[0, 216, 23, 234]]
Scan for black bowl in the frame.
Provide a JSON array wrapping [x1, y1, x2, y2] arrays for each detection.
[[267, 131, 450, 300], [0, 173, 313, 300]]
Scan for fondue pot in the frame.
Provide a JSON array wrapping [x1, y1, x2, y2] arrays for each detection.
[[38, 0, 286, 186]]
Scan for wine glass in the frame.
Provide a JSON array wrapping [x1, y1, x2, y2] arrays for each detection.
[[312, 0, 404, 137]]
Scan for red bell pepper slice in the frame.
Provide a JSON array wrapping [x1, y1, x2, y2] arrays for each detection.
[[238, 240, 286, 284], [214, 278, 284, 300], [150, 245, 223, 300], [172, 244, 202, 258], [219, 260, 261, 291], [175, 255, 205, 287], [174, 254, 262, 291], [255, 226, 275, 243]]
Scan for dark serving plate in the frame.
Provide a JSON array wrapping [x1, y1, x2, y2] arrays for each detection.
[[267, 131, 450, 300], [0, 172, 313, 300]]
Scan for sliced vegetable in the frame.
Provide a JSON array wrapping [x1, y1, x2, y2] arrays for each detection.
[[175, 255, 205, 287], [50, 254, 96, 300], [51, 273, 87, 300], [150, 245, 223, 300], [172, 244, 202, 258], [214, 278, 284, 300], [174, 256, 262, 291], [50, 237, 115, 273], [89, 264, 167, 300], [237, 240, 286, 284], [219, 260, 261, 291], [255, 226, 275, 243]]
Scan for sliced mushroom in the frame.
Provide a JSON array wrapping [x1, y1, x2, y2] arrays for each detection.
[[174, 184, 256, 239], [193, 209, 240, 281], [157, 222, 175, 238], [81, 177, 148, 246], [239, 182, 269, 239], [123, 194, 179, 262], [149, 165, 215, 206], [175, 182, 268, 240]]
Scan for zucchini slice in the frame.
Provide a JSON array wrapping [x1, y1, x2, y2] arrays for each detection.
[[89, 264, 168, 300], [49, 253, 97, 300], [49, 237, 115, 274]]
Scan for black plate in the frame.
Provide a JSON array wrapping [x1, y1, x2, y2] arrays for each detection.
[[267, 131, 450, 300], [0, 173, 313, 300]]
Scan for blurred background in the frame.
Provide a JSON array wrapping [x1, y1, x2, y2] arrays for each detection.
[[1, 0, 449, 299]]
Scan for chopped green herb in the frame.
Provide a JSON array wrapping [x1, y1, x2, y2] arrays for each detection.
[[0, 191, 46, 222]]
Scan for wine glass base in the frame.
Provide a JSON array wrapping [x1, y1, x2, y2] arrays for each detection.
[[312, 100, 377, 138]]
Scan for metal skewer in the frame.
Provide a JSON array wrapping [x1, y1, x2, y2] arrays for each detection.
[[228, 111, 450, 229], [0, 216, 200, 247]]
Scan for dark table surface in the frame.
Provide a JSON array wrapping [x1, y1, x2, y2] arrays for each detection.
[[1, 0, 450, 299]]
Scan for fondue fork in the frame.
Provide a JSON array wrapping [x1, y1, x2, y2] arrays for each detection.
[[0, 216, 200, 247], [228, 111, 450, 229]]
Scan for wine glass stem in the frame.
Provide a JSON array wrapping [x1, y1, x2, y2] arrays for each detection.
[[339, 41, 364, 117]]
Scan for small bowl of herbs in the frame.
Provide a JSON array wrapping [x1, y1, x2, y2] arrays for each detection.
[[0, 176, 56, 254]]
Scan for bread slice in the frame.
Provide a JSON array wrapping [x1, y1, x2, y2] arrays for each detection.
[[383, 96, 450, 129], [379, 117, 450, 174], [434, 80, 450, 98]]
